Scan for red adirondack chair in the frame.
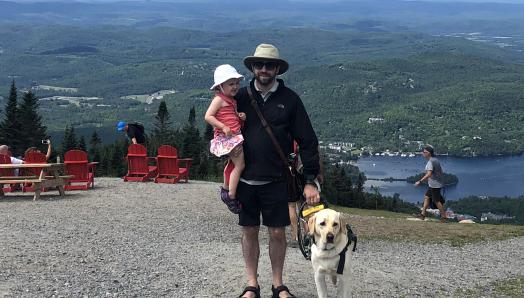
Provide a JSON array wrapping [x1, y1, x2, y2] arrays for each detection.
[[0, 154, 16, 192], [154, 145, 192, 184], [64, 150, 97, 190], [21, 151, 48, 192], [123, 144, 157, 182]]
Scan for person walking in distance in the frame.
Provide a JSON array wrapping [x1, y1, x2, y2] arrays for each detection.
[[415, 145, 448, 222]]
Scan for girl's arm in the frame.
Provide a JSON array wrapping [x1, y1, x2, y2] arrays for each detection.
[[205, 96, 231, 136]]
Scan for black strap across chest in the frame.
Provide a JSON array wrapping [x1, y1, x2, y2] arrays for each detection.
[[337, 224, 358, 275]]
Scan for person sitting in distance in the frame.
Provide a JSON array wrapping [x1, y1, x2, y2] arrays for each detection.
[[0, 145, 23, 164], [24, 139, 52, 161]]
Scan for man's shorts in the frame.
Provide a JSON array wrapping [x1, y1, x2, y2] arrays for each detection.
[[237, 181, 290, 227], [425, 187, 444, 204]]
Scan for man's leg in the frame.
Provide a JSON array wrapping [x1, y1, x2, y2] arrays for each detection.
[[436, 201, 447, 219], [269, 226, 293, 297], [421, 196, 430, 216], [242, 226, 260, 293]]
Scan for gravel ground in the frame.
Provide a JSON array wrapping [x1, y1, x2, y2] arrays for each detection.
[[1, 178, 522, 298]]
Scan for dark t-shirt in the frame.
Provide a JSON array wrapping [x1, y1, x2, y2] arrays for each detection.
[[126, 124, 146, 144]]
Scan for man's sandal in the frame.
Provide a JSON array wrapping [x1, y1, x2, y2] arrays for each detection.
[[238, 285, 260, 298], [415, 213, 426, 220], [271, 285, 296, 298]]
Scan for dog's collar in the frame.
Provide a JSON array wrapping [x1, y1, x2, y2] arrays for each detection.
[[337, 224, 358, 275]]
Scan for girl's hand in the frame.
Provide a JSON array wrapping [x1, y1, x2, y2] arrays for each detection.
[[222, 126, 232, 136], [238, 112, 246, 121]]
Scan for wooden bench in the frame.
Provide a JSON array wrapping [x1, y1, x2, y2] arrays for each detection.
[[0, 163, 71, 201]]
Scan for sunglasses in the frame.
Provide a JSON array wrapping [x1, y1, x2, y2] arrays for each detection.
[[252, 61, 278, 71]]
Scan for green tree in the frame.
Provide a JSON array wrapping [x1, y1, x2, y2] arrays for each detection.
[[88, 130, 102, 163], [61, 125, 77, 154], [18, 90, 47, 150], [78, 136, 87, 152], [0, 81, 23, 155], [151, 100, 173, 148], [182, 107, 203, 171]]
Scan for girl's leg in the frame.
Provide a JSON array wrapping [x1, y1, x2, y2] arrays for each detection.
[[228, 146, 245, 199]]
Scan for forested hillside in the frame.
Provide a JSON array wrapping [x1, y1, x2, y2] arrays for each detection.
[[291, 53, 524, 156], [0, 17, 523, 155]]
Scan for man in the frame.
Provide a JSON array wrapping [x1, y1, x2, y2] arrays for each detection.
[[234, 43, 320, 298], [117, 121, 145, 145], [0, 145, 23, 164], [415, 145, 448, 222]]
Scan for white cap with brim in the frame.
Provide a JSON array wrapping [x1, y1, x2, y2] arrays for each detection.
[[210, 64, 244, 90], [243, 43, 289, 75]]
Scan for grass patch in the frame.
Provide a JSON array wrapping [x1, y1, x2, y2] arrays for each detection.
[[334, 206, 524, 246], [454, 275, 524, 297]]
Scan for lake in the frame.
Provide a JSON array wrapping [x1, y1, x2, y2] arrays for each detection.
[[354, 154, 524, 203]]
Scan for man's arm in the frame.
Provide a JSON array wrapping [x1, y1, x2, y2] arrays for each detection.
[[290, 97, 320, 204], [415, 170, 433, 186]]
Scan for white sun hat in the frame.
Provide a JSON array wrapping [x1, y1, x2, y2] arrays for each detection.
[[210, 64, 244, 90]]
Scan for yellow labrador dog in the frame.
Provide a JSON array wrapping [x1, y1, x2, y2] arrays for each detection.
[[308, 209, 353, 298]]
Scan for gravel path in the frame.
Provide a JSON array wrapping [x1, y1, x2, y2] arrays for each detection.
[[1, 178, 522, 297]]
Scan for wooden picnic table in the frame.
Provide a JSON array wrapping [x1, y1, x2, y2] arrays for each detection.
[[0, 163, 72, 201]]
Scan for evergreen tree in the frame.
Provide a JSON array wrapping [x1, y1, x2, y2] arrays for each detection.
[[0, 81, 23, 155], [18, 90, 47, 150], [110, 142, 125, 177], [61, 125, 77, 154], [88, 130, 102, 159], [88, 130, 102, 163], [181, 107, 203, 172], [151, 100, 173, 148], [89, 130, 102, 148], [78, 136, 87, 152]]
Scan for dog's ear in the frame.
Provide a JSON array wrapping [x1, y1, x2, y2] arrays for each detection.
[[339, 213, 347, 235], [307, 215, 316, 236]]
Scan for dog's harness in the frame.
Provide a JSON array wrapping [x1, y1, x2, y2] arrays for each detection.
[[311, 224, 358, 274], [336, 224, 358, 274]]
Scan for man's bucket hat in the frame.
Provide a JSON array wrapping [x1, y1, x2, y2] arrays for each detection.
[[117, 121, 126, 131], [210, 64, 244, 90], [243, 43, 289, 75]]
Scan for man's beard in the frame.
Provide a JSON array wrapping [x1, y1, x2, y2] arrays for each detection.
[[255, 72, 276, 87]]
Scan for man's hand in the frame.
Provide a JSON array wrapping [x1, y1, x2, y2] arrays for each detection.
[[238, 112, 246, 121], [303, 184, 320, 206]]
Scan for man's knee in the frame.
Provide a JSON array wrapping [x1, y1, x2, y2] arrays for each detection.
[[243, 226, 259, 238], [268, 227, 286, 240]]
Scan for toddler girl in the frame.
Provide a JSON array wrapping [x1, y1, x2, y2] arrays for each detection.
[[204, 64, 246, 213]]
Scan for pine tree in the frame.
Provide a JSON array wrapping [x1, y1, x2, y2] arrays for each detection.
[[18, 90, 47, 150], [88, 130, 102, 162], [0, 81, 23, 155], [151, 100, 172, 148], [78, 136, 87, 152], [89, 130, 102, 148], [110, 142, 125, 177], [61, 125, 77, 154], [181, 107, 203, 171]]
